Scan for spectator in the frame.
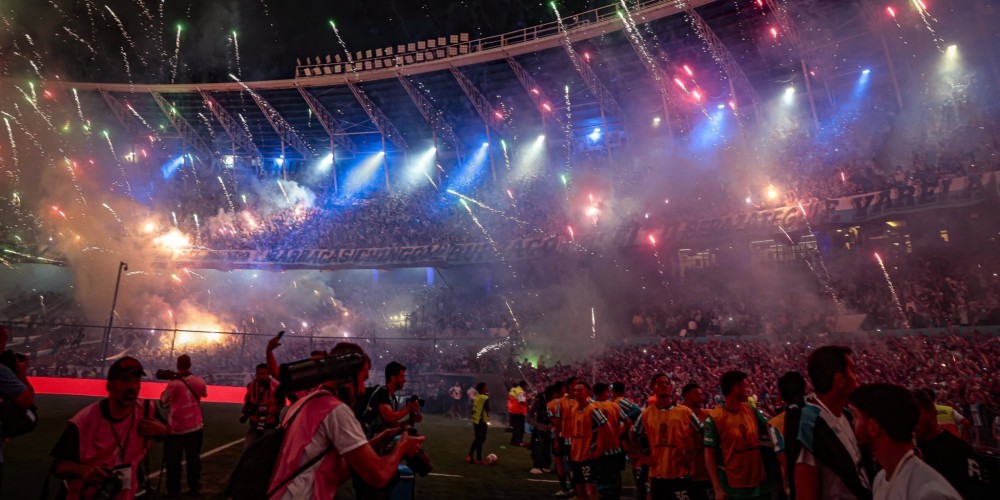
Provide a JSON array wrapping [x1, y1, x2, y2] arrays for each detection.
[[796, 346, 871, 500], [849, 383, 961, 500], [467, 382, 490, 465], [507, 380, 529, 446], [911, 388, 980, 499]]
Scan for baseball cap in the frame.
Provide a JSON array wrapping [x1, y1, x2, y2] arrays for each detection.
[[107, 356, 146, 381]]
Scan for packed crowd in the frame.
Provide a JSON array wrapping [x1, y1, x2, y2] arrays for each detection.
[[528, 331, 1000, 449]]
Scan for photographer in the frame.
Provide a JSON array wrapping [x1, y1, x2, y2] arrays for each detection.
[[241, 363, 285, 449], [50, 357, 169, 500], [358, 361, 423, 437], [0, 325, 35, 491], [158, 354, 207, 497], [268, 343, 425, 498]]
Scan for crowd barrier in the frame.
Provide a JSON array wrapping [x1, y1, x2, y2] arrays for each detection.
[[29, 376, 246, 404]]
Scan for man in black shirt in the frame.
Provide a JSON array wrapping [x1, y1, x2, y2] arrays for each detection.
[[912, 389, 980, 499]]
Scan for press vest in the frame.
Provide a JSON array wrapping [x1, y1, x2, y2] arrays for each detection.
[[65, 400, 152, 500]]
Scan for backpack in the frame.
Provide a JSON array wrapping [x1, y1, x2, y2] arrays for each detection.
[[226, 391, 334, 500]]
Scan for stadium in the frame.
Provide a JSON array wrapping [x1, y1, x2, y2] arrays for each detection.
[[0, 0, 999, 498]]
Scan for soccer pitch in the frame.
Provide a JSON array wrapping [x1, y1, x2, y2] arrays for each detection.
[[3, 394, 635, 499]]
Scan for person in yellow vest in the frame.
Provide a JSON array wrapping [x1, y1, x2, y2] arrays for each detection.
[[508, 381, 529, 446], [932, 395, 971, 440], [552, 376, 579, 498], [681, 382, 713, 500], [569, 381, 613, 500], [634, 373, 705, 499], [704, 370, 773, 500], [593, 383, 629, 500], [467, 382, 491, 464]]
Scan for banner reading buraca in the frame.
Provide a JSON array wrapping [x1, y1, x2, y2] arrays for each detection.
[[163, 235, 561, 270], [658, 171, 998, 243]]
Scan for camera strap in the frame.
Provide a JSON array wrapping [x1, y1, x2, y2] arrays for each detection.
[[178, 376, 201, 401], [265, 391, 335, 499]]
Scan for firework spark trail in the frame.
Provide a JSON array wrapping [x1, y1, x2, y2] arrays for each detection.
[[3, 118, 21, 187], [232, 31, 242, 78], [171, 25, 182, 83], [103, 130, 134, 199], [276, 180, 290, 203], [104, 6, 140, 56], [13, 85, 55, 129], [101, 203, 128, 232], [446, 190, 533, 225], [120, 47, 133, 87], [590, 307, 597, 340], [423, 172, 438, 188], [171, 211, 179, 228], [501, 140, 512, 174], [797, 202, 845, 314], [329, 21, 362, 79], [218, 176, 235, 213], [563, 85, 572, 173], [72, 88, 87, 123], [65, 159, 88, 210], [61, 27, 95, 54], [875, 252, 908, 328], [459, 199, 519, 284], [193, 213, 201, 244], [912, 0, 945, 51], [126, 104, 155, 131]]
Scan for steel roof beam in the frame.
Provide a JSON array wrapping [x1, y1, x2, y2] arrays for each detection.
[[396, 75, 460, 149], [678, 0, 760, 121], [504, 54, 564, 130], [200, 92, 263, 163], [100, 90, 151, 136], [346, 81, 409, 151], [244, 89, 315, 159], [149, 91, 214, 161], [449, 66, 511, 136], [297, 87, 357, 154]]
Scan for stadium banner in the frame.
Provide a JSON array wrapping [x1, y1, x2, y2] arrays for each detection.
[[659, 201, 822, 241], [661, 172, 997, 242], [164, 235, 561, 270], [825, 171, 997, 224]]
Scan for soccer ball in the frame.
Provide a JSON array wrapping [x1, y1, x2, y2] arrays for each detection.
[[486, 453, 498, 465]]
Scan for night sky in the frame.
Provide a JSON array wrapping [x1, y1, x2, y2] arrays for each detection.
[[1, 0, 607, 84]]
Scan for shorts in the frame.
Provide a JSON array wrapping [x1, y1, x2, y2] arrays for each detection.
[[553, 438, 572, 457], [650, 477, 709, 500], [595, 453, 625, 478], [570, 460, 597, 484]]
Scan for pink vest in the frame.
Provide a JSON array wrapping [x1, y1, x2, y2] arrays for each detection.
[[267, 391, 351, 499], [65, 400, 151, 500], [161, 375, 206, 434]]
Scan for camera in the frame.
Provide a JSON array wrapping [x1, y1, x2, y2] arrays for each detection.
[[406, 395, 425, 409], [278, 351, 367, 393], [155, 369, 180, 380], [0, 349, 27, 371], [404, 428, 433, 477], [91, 468, 125, 500]]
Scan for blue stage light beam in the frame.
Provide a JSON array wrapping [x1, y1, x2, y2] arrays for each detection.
[[315, 153, 334, 172], [160, 155, 186, 179], [448, 142, 490, 189], [513, 134, 546, 180], [404, 147, 438, 187], [342, 151, 386, 198]]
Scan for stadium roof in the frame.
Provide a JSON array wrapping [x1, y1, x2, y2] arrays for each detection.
[[30, 0, 882, 162]]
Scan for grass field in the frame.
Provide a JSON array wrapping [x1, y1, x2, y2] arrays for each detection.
[[3, 395, 636, 499]]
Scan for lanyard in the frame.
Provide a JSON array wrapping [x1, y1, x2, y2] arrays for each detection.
[[109, 407, 136, 465], [254, 381, 271, 404]]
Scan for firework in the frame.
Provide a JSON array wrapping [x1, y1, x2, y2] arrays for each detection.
[[171, 25, 182, 83], [875, 253, 908, 328], [231, 31, 242, 78], [218, 176, 235, 213], [590, 307, 596, 339]]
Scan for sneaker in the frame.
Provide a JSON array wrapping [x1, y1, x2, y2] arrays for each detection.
[[541, 468, 552, 473], [529, 468, 543, 475]]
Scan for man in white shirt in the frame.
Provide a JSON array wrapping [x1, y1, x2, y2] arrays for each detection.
[[849, 383, 961, 500], [159, 354, 207, 497]]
